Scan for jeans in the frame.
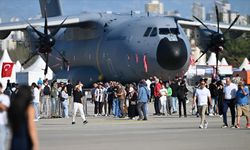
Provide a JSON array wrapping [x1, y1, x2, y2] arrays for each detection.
[[223, 99, 236, 126], [137, 102, 147, 119], [33, 102, 40, 120], [172, 97, 178, 112], [51, 98, 57, 117], [112, 98, 120, 117], [178, 98, 187, 117], [0, 125, 8, 150], [61, 99, 69, 118]]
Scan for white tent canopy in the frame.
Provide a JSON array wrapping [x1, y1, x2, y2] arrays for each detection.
[[23, 55, 53, 80], [207, 52, 220, 66], [15, 60, 24, 72], [239, 57, 250, 70], [220, 58, 229, 66]]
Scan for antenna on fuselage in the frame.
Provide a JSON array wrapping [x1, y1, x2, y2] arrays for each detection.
[[147, 11, 150, 17], [131, 10, 133, 16]]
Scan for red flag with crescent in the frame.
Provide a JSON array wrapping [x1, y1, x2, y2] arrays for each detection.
[[1, 62, 14, 78]]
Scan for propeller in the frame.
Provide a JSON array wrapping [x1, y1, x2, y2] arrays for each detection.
[[194, 5, 240, 78], [26, 6, 67, 76]]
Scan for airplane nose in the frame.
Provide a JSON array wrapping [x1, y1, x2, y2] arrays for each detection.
[[156, 37, 188, 70]]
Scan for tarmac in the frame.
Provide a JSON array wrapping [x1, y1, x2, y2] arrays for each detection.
[[36, 102, 250, 150]]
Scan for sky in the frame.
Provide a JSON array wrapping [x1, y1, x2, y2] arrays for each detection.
[[0, 0, 250, 22]]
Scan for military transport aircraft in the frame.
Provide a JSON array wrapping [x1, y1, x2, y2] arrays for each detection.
[[0, 0, 250, 85]]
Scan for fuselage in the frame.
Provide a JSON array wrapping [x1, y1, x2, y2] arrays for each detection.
[[48, 13, 191, 83]]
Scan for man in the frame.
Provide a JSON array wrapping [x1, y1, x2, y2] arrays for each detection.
[[235, 82, 250, 128], [153, 78, 161, 115], [222, 77, 237, 128], [137, 81, 150, 121], [42, 79, 51, 118], [170, 77, 179, 114], [66, 80, 74, 116], [193, 79, 212, 129], [0, 82, 10, 150], [208, 79, 218, 116]]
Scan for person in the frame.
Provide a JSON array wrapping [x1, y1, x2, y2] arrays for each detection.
[[31, 83, 40, 121], [193, 79, 212, 129], [208, 79, 218, 116], [117, 84, 126, 118], [166, 82, 172, 115], [8, 85, 39, 150], [153, 78, 161, 115], [170, 77, 179, 114], [177, 80, 188, 118], [0, 82, 10, 150], [137, 81, 150, 121], [127, 85, 138, 120], [72, 84, 88, 125], [66, 80, 74, 116], [235, 82, 250, 128], [217, 81, 224, 117], [50, 81, 58, 117], [41, 79, 51, 118], [159, 84, 168, 115], [222, 77, 237, 128], [94, 83, 105, 116], [60, 86, 69, 118]]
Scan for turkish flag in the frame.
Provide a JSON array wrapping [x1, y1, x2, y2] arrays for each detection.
[[1, 62, 14, 78]]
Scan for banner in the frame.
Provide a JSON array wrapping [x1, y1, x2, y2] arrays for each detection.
[[1, 62, 14, 78]]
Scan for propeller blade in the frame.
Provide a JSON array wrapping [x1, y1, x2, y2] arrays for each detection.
[[54, 48, 70, 69], [215, 5, 220, 33], [223, 15, 240, 34], [193, 16, 210, 31], [21, 51, 39, 66], [44, 6, 48, 35], [195, 49, 209, 63], [51, 17, 68, 36], [26, 21, 44, 38], [44, 53, 49, 76]]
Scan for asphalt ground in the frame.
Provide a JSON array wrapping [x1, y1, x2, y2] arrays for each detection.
[[36, 102, 250, 150]]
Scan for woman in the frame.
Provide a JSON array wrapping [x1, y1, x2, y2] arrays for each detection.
[[72, 84, 88, 124], [8, 85, 39, 150], [60, 86, 69, 118], [159, 84, 168, 115], [127, 85, 138, 119]]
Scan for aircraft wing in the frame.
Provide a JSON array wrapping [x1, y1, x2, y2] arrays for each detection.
[[178, 20, 250, 32], [0, 13, 103, 39]]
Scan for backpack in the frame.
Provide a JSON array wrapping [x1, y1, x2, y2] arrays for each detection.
[[43, 85, 51, 95]]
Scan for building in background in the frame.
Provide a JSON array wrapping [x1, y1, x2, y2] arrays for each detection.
[[145, 0, 164, 15], [192, 1, 206, 21]]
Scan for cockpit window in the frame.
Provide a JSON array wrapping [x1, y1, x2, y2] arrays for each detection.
[[144, 27, 152, 37], [150, 27, 157, 37], [159, 28, 179, 35]]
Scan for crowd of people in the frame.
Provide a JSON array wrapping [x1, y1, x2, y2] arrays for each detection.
[[0, 75, 250, 149]]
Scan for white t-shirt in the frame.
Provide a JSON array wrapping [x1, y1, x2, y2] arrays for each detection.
[[0, 93, 10, 125], [195, 88, 211, 106], [223, 83, 237, 99], [33, 87, 40, 103]]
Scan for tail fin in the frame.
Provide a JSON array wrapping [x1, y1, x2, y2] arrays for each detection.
[[39, 0, 62, 17]]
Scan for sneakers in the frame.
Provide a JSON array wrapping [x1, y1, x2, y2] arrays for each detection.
[[204, 121, 208, 129], [208, 113, 214, 116], [246, 124, 250, 128], [199, 124, 203, 129], [83, 120, 88, 124], [221, 124, 228, 128], [72, 122, 75, 125], [230, 125, 235, 128]]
